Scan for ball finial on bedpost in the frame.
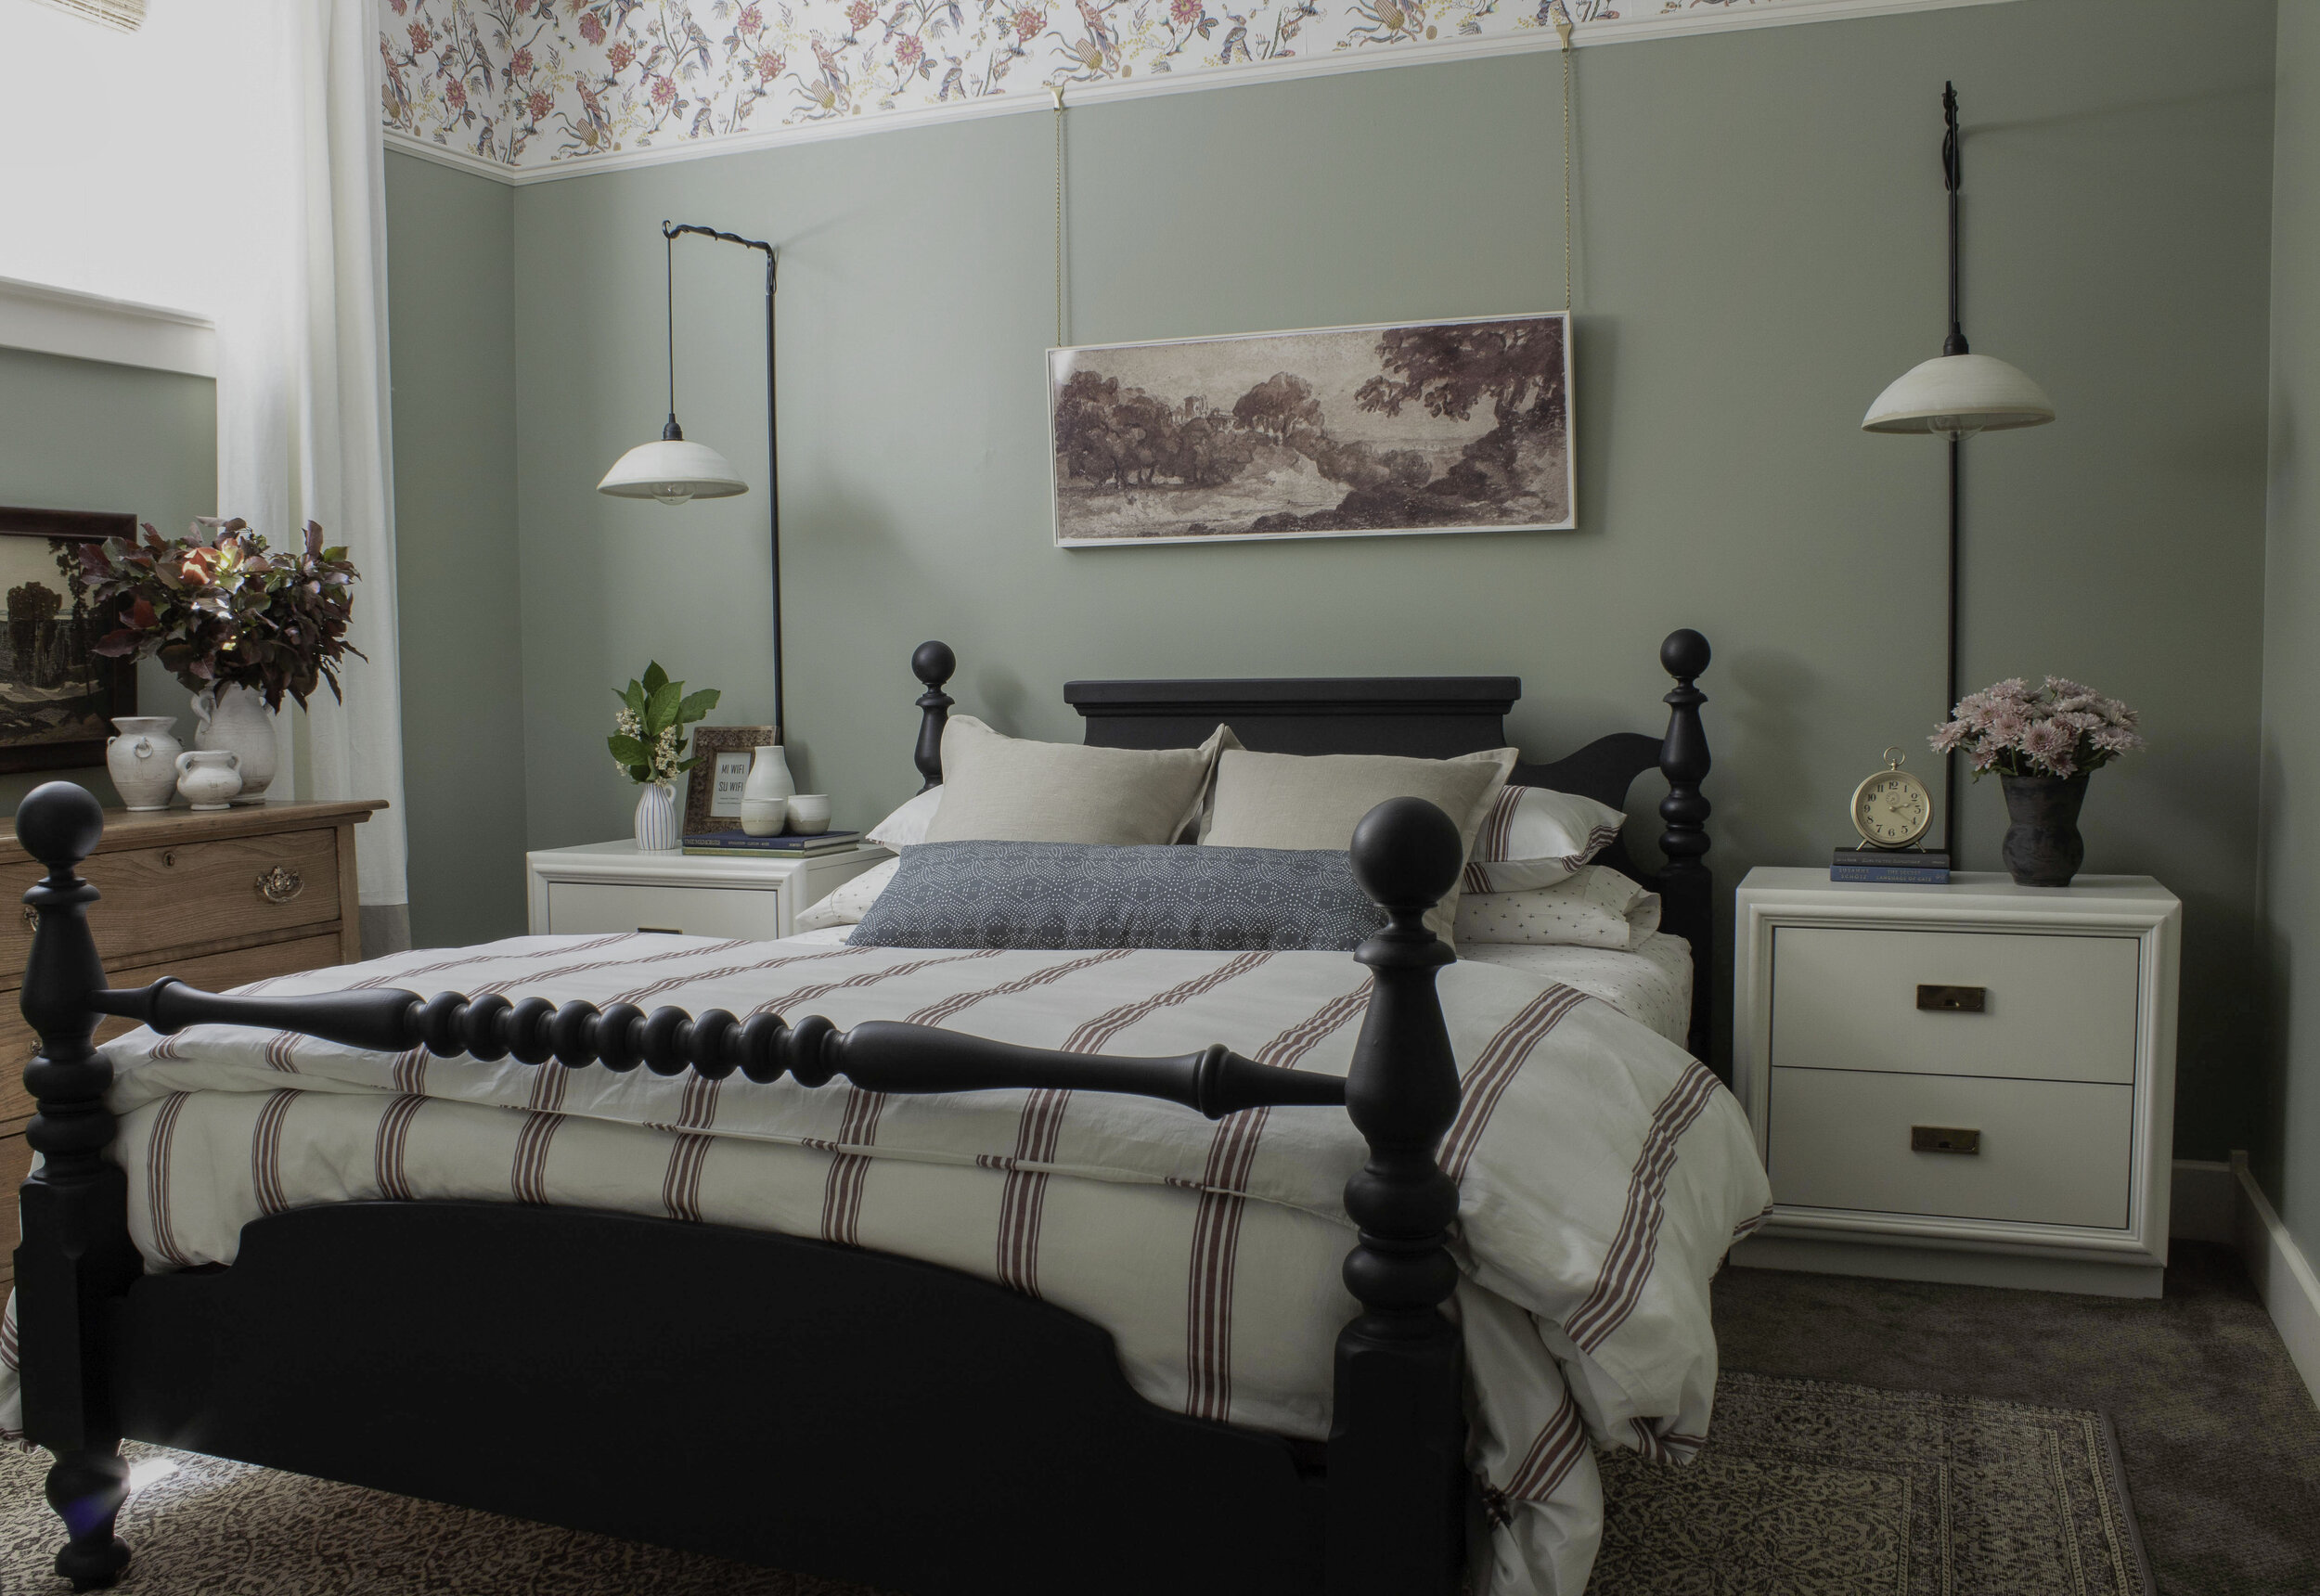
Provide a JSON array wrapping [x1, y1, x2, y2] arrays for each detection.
[[911, 641, 957, 792], [1347, 797, 1463, 939], [16, 781, 103, 882], [1660, 627, 1710, 684]]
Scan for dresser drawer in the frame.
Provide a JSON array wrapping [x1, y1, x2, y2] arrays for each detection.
[[0, 931, 345, 1123], [544, 880, 787, 940], [1771, 926, 2138, 1084], [1769, 1066, 2132, 1229], [0, 827, 342, 974]]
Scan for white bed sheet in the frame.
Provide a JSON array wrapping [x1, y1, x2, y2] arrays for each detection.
[[788, 925, 1695, 1047]]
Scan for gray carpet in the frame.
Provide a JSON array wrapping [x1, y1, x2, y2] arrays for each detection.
[[0, 1369, 2149, 1595], [1714, 1242, 2320, 1596]]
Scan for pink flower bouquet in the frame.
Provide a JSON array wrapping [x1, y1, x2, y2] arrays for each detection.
[[1931, 676, 2145, 780]]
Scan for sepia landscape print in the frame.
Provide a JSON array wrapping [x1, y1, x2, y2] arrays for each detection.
[[1050, 315, 1572, 547], [0, 512, 135, 773]]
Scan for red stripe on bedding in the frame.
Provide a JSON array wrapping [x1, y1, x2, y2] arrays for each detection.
[[146, 1090, 194, 1267], [251, 1088, 302, 1216], [1563, 1062, 1724, 1352], [374, 1093, 427, 1202], [1182, 976, 1370, 1422], [510, 1111, 563, 1205], [997, 952, 1275, 1300], [1506, 1381, 1587, 1503], [1440, 985, 1589, 1184]]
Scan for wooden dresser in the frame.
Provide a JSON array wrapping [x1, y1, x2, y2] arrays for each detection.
[[0, 799, 383, 1297]]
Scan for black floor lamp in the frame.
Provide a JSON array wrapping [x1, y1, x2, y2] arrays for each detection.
[[1861, 83, 2055, 865], [598, 220, 785, 741]]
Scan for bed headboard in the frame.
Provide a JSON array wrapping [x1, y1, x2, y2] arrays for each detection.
[[904, 634, 1716, 1064]]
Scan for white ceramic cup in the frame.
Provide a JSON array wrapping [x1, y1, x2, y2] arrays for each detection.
[[786, 794, 832, 835]]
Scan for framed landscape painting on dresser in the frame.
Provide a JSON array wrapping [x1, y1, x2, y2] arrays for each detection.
[[1048, 313, 1574, 547], [0, 507, 136, 773]]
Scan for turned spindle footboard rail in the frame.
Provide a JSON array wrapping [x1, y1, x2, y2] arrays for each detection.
[[12, 784, 1473, 1596]]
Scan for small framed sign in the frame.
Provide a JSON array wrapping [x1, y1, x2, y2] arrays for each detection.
[[684, 725, 780, 835]]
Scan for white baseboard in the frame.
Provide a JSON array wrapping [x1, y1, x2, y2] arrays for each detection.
[[2230, 1152, 2320, 1407], [2170, 1158, 2238, 1243]]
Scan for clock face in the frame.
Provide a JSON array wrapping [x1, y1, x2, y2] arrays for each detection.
[[1852, 771, 1931, 847]]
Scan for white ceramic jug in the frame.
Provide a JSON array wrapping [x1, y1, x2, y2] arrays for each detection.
[[741, 745, 795, 837], [106, 716, 183, 810], [193, 684, 277, 804], [174, 748, 242, 811]]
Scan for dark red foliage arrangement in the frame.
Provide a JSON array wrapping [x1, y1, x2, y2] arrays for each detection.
[[77, 518, 364, 711]]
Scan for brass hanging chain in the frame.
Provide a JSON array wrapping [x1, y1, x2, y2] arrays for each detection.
[[1553, 1, 1574, 314], [1051, 82, 1067, 348]]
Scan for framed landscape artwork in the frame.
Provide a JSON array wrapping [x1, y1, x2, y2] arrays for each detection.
[[0, 508, 136, 774], [1049, 314, 1573, 547]]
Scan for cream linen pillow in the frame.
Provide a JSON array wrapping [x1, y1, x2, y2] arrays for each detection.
[[922, 715, 1228, 846], [1200, 744, 1517, 945]]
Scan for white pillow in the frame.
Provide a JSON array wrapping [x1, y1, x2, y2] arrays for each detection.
[[1463, 784, 1626, 895], [1453, 865, 1660, 950], [795, 856, 900, 933], [866, 787, 943, 851]]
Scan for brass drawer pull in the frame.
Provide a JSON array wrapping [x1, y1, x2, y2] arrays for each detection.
[[19, 905, 33, 933], [637, 925, 685, 935], [1916, 984, 1986, 1013], [1912, 1125, 1981, 1155], [254, 866, 304, 906]]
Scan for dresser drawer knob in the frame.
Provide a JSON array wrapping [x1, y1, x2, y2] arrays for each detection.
[[19, 905, 33, 933], [254, 866, 304, 906], [1912, 1125, 1981, 1155], [1916, 984, 1986, 1013]]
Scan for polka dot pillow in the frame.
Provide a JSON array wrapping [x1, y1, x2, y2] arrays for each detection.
[[1453, 866, 1661, 950]]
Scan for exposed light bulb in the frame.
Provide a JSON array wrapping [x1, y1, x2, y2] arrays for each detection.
[[653, 487, 695, 506]]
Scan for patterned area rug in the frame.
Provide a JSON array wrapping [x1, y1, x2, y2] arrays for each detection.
[[0, 1373, 2147, 1594], [1595, 1373, 2154, 1595]]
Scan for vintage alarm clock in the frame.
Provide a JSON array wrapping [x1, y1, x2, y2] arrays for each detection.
[[1850, 746, 1934, 850]]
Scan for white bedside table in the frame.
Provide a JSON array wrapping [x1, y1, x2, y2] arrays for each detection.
[[525, 841, 892, 941], [1731, 868, 2181, 1298]]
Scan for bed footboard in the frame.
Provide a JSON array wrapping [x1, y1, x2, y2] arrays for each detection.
[[10, 784, 1471, 1596]]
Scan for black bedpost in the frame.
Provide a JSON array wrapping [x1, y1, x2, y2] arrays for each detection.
[[912, 640, 955, 792], [13, 782, 138, 1590], [1656, 630, 1714, 1066], [1328, 796, 1466, 1596]]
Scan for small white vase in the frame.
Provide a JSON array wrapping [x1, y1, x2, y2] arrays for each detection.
[[107, 716, 183, 810], [193, 684, 277, 804], [635, 780, 678, 852], [741, 745, 794, 837], [174, 748, 242, 811]]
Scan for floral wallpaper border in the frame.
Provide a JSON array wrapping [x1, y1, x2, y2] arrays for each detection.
[[379, 0, 2011, 179]]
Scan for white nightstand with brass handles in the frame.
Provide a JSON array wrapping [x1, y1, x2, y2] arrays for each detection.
[[1732, 868, 2181, 1298]]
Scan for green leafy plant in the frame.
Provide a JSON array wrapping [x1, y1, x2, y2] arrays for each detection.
[[609, 663, 720, 786], [77, 518, 364, 710]]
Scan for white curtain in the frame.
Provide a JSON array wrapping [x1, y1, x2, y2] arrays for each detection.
[[214, 0, 412, 946], [0, 0, 412, 945]]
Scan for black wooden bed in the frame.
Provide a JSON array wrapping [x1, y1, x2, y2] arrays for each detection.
[[9, 630, 1711, 1596]]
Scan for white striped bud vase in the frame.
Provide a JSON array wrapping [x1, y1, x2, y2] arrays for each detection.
[[634, 780, 678, 852]]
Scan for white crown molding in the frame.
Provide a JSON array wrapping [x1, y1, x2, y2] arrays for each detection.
[[0, 274, 215, 378], [384, 0, 2014, 189]]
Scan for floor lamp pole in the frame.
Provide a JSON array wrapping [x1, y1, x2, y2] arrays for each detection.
[[1941, 82, 1966, 867], [765, 250, 782, 746]]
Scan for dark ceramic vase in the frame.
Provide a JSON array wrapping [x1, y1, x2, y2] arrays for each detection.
[[1999, 772, 2090, 887]]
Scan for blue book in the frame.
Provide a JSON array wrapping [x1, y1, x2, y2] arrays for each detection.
[[1830, 846, 1949, 884]]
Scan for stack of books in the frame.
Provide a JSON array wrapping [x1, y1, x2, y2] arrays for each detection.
[[1830, 847, 1950, 884], [683, 830, 863, 859]]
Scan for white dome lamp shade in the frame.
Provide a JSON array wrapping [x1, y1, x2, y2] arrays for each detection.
[[599, 224, 753, 507], [597, 422, 748, 506], [1861, 353, 2054, 440]]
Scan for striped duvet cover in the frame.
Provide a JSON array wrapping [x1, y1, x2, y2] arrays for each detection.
[[0, 932, 1772, 1596]]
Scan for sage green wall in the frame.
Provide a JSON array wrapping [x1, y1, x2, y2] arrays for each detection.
[[494, 0, 2274, 1145], [2260, 0, 2320, 1253], [0, 346, 212, 814], [383, 153, 529, 948]]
